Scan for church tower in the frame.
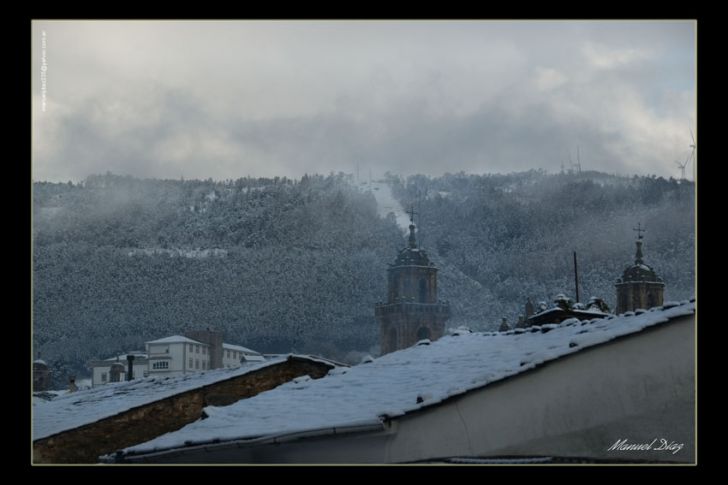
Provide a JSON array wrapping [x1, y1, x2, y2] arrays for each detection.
[[615, 223, 665, 314], [375, 208, 450, 355]]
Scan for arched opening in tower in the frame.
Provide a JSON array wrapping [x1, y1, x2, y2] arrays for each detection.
[[419, 278, 427, 303]]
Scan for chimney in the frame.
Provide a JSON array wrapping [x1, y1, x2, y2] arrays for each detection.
[[185, 328, 223, 369], [126, 354, 135, 381]]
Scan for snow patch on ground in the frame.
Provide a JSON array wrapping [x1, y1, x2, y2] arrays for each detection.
[[367, 182, 410, 233]]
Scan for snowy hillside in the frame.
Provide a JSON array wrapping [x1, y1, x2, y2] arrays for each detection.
[[33, 171, 694, 387], [367, 181, 410, 232]]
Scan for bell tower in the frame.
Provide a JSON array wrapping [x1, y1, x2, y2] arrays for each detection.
[[375, 207, 450, 355], [615, 223, 665, 313]]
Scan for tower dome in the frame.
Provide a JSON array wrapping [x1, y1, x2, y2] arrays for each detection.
[[392, 223, 434, 267]]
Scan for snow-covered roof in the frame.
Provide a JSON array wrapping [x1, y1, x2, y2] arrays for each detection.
[[146, 336, 203, 345], [242, 354, 266, 362], [33, 390, 68, 405], [34, 359, 47, 365], [33, 358, 294, 441], [102, 353, 148, 362], [531, 307, 608, 319], [123, 300, 695, 457], [222, 343, 259, 354]]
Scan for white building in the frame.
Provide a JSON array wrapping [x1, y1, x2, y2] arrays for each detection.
[[223, 343, 265, 366], [146, 336, 211, 376], [88, 335, 265, 386]]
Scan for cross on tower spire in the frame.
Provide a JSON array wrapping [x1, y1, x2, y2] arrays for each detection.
[[407, 204, 418, 249], [408, 204, 418, 225], [633, 223, 645, 264]]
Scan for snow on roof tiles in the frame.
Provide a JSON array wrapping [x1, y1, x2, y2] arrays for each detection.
[[124, 301, 695, 456], [146, 336, 203, 345], [102, 353, 148, 361], [33, 358, 290, 441], [222, 343, 259, 354]]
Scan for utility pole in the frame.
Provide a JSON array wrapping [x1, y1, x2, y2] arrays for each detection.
[[573, 251, 580, 303]]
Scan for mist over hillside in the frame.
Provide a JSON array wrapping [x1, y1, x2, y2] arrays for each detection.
[[388, 170, 694, 323], [32, 170, 694, 387]]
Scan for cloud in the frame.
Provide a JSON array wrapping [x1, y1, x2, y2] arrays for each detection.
[[582, 41, 651, 70], [31, 21, 696, 182], [534, 67, 568, 92]]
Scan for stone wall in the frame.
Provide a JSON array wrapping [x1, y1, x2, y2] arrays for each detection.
[[33, 357, 332, 464], [616, 282, 665, 314], [387, 267, 439, 303], [379, 309, 448, 355]]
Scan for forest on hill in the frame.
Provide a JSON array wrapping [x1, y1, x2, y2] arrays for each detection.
[[33, 170, 694, 387]]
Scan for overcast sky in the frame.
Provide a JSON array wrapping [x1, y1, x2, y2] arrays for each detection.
[[31, 20, 696, 183]]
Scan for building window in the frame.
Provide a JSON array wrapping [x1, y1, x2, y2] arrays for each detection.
[[189, 358, 193, 368], [202, 361, 206, 370], [152, 361, 169, 370], [202, 347, 206, 354], [195, 345, 199, 354], [189, 343, 193, 352], [195, 359, 200, 369], [417, 327, 431, 341], [419, 279, 427, 303], [101, 372, 107, 383]]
